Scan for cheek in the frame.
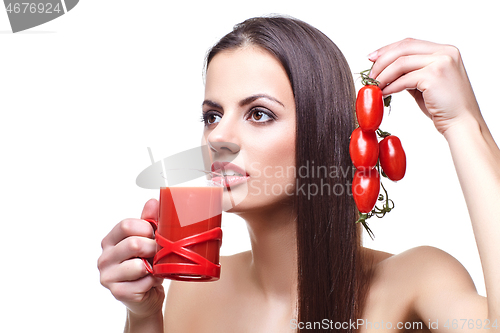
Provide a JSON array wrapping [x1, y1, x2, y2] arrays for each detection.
[[253, 127, 295, 167], [251, 129, 296, 186], [273, 126, 295, 167]]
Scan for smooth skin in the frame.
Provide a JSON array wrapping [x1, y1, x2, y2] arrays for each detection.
[[98, 39, 500, 332]]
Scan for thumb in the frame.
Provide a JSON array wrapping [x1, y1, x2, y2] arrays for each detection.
[[141, 198, 159, 222], [407, 89, 431, 119]]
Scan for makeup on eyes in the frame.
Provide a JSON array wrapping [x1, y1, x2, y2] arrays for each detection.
[[201, 95, 281, 126]]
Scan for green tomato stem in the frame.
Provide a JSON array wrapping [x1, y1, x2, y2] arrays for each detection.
[[360, 68, 380, 86]]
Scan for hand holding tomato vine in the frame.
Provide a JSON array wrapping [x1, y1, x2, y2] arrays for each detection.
[[367, 38, 481, 136]]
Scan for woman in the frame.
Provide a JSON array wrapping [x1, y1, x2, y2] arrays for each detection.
[[98, 16, 499, 332]]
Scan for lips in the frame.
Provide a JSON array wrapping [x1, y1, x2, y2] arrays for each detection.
[[211, 162, 249, 188]]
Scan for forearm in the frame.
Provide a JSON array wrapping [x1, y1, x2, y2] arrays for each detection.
[[444, 113, 500, 320], [125, 309, 164, 333]]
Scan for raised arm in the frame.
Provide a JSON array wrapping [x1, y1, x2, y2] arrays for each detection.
[[442, 102, 500, 322]]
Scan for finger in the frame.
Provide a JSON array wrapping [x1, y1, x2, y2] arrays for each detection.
[[110, 235, 157, 264], [101, 218, 155, 249], [375, 54, 435, 89], [382, 72, 432, 119], [109, 275, 164, 304], [369, 38, 445, 79], [141, 198, 159, 221], [98, 235, 156, 276], [380, 68, 425, 97], [101, 258, 149, 283], [369, 38, 440, 60]]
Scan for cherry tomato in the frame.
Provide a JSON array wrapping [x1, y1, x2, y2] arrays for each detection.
[[349, 127, 379, 170], [379, 135, 406, 181], [352, 169, 380, 213], [356, 85, 384, 132]]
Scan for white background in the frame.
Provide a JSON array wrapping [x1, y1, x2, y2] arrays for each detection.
[[1, 1, 498, 332]]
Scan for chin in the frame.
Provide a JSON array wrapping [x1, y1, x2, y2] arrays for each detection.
[[221, 184, 249, 212], [223, 193, 294, 215], [221, 178, 296, 213]]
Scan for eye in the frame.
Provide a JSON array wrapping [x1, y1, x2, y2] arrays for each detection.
[[201, 111, 222, 126], [247, 108, 275, 123]]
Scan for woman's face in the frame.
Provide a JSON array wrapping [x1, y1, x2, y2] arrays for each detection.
[[202, 46, 296, 213]]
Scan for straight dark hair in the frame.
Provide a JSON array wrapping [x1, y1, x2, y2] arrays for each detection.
[[205, 16, 369, 331]]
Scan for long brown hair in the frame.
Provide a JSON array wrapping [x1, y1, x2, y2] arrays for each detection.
[[205, 16, 368, 331]]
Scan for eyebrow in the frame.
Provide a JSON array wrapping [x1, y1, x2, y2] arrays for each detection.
[[201, 94, 284, 109], [201, 100, 222, 109], [239, 94, 284, 107]]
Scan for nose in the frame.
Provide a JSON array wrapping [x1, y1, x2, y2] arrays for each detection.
[[205, 117, 241, 155], [209, 141, 240, 154]]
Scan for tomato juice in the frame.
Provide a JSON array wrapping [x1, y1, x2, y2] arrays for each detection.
[[157, 186, 223, 267]]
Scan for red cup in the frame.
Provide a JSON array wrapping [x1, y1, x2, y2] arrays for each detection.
[[142, 186, 223, 281]]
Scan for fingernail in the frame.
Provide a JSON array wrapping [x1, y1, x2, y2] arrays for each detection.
[[367, 51, 378, 61]]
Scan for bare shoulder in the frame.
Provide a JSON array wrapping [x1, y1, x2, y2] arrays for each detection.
[[363, 246, 486, 325], [164, 251, 252, 332], [371, 245, 477, 287]]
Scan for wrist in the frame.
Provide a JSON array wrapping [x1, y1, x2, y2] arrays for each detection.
[[442, 113, 482, 143], [125, 309, 164, 333]]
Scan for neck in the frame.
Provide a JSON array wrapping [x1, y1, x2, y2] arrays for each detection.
[[235, 204, 298, 302]]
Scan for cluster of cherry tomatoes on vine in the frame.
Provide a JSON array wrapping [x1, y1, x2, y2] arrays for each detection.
[[350, 69, 407, 239]]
